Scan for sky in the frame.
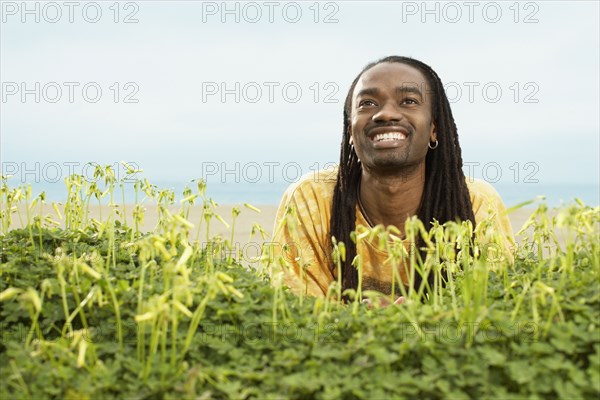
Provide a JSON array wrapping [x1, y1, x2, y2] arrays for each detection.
[[1, 0, 599, 204]]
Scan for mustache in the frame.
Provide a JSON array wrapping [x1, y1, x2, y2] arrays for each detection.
[[364, 122, 413, 136]]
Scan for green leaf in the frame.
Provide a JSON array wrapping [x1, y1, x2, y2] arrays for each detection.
[[479, 347, 506, 366], [507, 360, 537, 384]]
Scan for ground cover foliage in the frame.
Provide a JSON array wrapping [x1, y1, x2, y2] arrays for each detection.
[[1, 168, 599, 399]]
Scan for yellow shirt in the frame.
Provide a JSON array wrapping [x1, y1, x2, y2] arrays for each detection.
[[271, 166, 515, 297]]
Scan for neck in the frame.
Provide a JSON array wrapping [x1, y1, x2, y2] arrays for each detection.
[[358, 162, 426, 233]]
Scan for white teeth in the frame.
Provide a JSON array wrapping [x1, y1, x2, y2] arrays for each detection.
[[373, 132, 406, 142]]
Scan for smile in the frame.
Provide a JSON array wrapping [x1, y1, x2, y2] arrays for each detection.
[[370, 132, 407, 142]]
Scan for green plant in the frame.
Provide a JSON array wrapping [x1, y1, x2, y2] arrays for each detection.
[[1, 169, 598, 399]]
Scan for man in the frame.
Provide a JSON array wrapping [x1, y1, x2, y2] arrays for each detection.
[[271, 56, 514, 300]]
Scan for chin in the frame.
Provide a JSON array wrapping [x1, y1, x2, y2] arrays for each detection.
[[365, 156, 423, 175], [372, 154, 410, 168]]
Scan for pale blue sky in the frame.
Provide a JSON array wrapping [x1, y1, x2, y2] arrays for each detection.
[[1, 1, 599, 195]]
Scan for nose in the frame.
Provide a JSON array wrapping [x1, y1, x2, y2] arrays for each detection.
[[372, 101, 404, 122]]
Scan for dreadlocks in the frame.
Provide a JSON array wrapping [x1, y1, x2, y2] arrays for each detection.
[[329, 56, 476, 294]]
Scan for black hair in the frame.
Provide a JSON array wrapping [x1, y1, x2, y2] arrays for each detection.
[[329, 56, 475, 295]]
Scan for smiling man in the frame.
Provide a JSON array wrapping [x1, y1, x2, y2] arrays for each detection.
[[271, 56, 514, 300]]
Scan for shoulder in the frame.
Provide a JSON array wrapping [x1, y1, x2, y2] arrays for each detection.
[[272, 166, 339, 247], [465, 177, 512, 228], [465, 177, 504, 204], [465, 177, 516, 261], [465, 177, 509, 220], [278, 165, 339, 208]]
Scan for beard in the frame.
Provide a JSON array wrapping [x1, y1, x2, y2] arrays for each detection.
[[358, 140, 429, 181]]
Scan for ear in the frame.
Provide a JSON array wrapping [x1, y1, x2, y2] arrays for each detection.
[[429, 121, 437, 143], [349, 136, 354, 145]]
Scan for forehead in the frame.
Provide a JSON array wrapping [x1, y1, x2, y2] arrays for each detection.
[[353, 62, 429, 98]]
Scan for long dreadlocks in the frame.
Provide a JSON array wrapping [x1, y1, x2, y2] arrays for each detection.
[[329, 56, 475, 294]]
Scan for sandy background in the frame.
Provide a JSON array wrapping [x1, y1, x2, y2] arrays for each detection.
[[10, 203, 539, 247]]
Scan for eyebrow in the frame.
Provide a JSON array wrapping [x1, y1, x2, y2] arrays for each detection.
[[356, 85, 424, 98]]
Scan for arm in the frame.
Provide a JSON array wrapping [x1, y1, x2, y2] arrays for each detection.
[[469, 179, 516, 264], [269, 181, 335, 297]]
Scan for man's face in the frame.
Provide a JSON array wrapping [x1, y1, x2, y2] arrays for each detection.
[[350, 62, 437, 172]]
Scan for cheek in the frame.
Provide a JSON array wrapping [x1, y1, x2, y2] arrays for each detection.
[[417, 118, 435, 139], [350, 121, 362, 141], [426, 116, 435, 133]]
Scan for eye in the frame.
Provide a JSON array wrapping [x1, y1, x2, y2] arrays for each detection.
[[358, 99, 377, 107], [402, 98, 419, 105]]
